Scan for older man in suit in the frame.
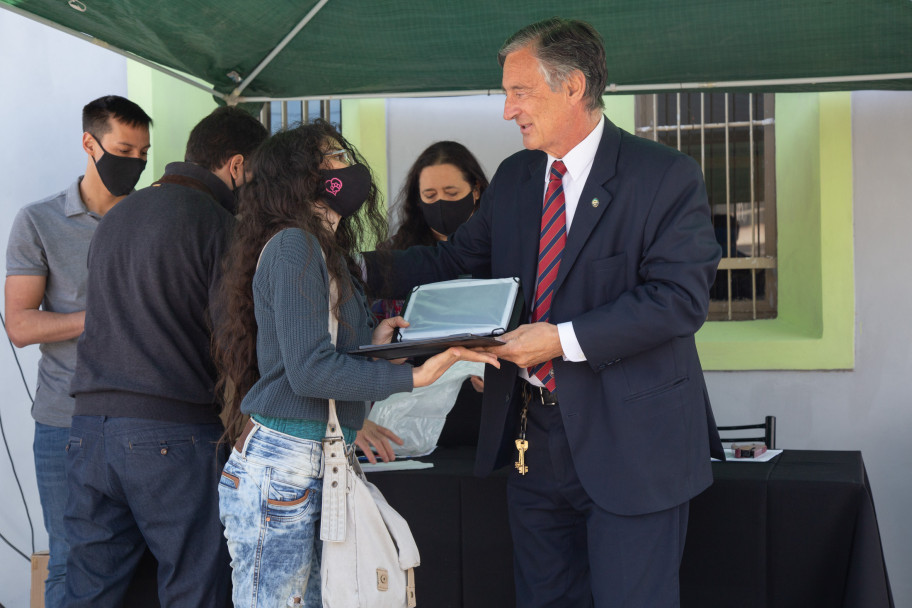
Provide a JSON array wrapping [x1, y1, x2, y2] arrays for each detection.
[[367, 17, 724, 607]]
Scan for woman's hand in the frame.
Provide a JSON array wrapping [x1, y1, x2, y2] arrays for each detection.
[[354, 419, 404, 463], [371, 316, 409, 364], [470, 375, 485, 393], [372, 316, 408, 345], [413, 347, 499, 388]]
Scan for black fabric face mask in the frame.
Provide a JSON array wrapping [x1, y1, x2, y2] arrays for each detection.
[[419, 192, 476, 236], [320, 163, 372, 218], [91, 136, 147, 197], [229, 175, 244, 214]]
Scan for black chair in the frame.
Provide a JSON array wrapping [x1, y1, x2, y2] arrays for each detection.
[[717, 415, 776, 449]]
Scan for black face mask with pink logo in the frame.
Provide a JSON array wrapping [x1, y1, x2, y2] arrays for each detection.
[[319, 164, 372, 218]]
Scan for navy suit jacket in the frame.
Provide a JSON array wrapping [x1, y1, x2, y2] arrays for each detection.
[[367, 117, 724, 516]]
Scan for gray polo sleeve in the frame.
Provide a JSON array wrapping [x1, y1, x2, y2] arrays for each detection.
[[6, 207, 48, 276]]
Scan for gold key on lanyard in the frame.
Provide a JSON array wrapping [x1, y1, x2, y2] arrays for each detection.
[[515, 404, 529, 475]]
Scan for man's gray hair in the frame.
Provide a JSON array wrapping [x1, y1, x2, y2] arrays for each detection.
[[498, 17, 608, 113]]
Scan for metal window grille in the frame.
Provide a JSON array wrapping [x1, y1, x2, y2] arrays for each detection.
[[259, 99, 342, 133], [635, 93, 777, 321]]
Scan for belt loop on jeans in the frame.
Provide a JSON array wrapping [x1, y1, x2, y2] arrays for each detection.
[[521, 382, 559, 406], [234, 418, 259, 456]]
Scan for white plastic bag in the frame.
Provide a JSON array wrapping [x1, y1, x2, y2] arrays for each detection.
[[368, 361, 484, 457]]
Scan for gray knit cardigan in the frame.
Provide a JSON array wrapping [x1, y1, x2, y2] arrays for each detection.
[[240, 228, 414, 430]]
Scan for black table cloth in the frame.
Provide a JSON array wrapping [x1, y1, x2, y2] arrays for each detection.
[[369, 449, 894, 608]]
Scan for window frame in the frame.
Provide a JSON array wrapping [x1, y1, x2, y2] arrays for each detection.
[[261, 99, 342, 133], [634, 92, 779, 321]]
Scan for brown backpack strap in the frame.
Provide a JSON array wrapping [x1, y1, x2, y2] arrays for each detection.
[[153, 174, 215, 199]]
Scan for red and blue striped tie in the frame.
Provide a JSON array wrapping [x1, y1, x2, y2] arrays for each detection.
[[529, 160, 566, 392]]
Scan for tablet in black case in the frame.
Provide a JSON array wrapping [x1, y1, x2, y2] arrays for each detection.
[[351, 277, 522, 360]]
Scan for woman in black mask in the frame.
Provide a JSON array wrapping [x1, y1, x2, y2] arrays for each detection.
[[212, 121, 497, 607], [371, 142, 491, 449], [375, 141, 489, 319]]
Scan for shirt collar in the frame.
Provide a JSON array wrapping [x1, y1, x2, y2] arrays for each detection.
[[547, 115, 605, 182], [64, 177, 94, 218]]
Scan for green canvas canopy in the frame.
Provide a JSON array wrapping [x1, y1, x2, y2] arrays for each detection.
[[3, 0, 911, 102]]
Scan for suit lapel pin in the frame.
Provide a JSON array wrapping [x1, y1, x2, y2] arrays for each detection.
[[591, 198, 600, 208]]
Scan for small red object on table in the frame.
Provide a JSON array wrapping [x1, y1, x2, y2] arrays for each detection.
[[732, 443, 768, 458]]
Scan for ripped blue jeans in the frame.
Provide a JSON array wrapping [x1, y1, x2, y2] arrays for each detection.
[[219, 422, 324, 607]]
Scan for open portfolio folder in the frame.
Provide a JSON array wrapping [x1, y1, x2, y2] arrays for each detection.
[[351, 277, 523, 360]]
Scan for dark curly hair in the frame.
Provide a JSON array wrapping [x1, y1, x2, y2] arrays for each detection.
[[380, 141, 488, 251], [213, 119, 388, 441]]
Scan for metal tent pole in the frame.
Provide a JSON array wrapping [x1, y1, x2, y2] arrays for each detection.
[[226, 0, 331, 104], [602, 72, 912, 93]]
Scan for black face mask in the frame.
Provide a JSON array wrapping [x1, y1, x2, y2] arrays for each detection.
[[229, 175, 244, 214], [320, 163, 372, 218], [91, 136, 147, 197], [419, 192, 476, 236]]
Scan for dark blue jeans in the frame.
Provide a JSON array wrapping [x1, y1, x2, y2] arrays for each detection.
[[63, 416, 231, 608], [34, 422, 71, 608]]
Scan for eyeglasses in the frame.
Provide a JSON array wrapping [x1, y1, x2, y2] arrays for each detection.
[[324, 149, 353, 166]]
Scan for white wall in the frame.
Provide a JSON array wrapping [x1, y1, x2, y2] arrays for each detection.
[[0, 8, 127, 607], [386, 96, 523, 225]]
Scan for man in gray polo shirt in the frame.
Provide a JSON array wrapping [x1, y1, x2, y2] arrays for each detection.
[[4, 95, 151, 608]]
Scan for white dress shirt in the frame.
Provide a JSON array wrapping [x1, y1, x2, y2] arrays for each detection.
[[522, 115, 605, 385]]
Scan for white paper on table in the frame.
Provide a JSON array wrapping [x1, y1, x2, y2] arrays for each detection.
[[712, 448, 783, 462], [360, 460, 434, 472]]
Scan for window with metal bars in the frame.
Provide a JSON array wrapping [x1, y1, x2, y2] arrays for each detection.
[[259, 99, 342, 134], [635, 92, 777, 321]]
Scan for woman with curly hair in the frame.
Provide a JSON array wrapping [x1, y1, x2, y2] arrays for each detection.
[[212, 120, 497, 606]]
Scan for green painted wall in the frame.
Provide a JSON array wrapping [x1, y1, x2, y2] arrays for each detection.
[[342, 98, 388, 250], [696, 92, 855, 370], [816, 92, 855, 365], [126, 62, 219, 188], [602, 95, 635, 134], [341, 98, 388, 209]]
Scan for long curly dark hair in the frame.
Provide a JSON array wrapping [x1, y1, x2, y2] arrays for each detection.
[[213, 120, 388, 442], [380, 141, 489, 251]]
